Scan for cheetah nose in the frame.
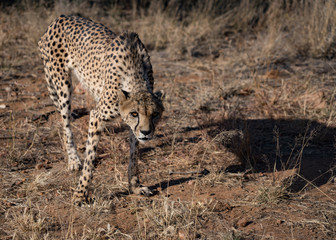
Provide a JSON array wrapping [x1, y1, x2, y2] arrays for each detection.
[[140, 130, 151, 136]]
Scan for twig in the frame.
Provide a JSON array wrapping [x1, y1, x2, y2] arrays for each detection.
[[296, 173, 335, 203], [168, 168, 209, 176]]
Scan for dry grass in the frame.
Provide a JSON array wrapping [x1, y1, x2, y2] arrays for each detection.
[[133, 197, 215, 239], [1, 0, 336, 239], [2, 0, 336, 69]]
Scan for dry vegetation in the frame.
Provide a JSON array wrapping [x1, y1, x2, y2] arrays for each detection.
[[1, 0, 336, 239]]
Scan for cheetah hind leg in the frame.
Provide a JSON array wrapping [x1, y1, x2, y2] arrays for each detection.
[[68, 153, 82, 171], [61, 94, 82, 171], [43, 63, 82, 171]]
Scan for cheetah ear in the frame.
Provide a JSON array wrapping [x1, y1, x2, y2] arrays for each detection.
[[155, 90, 165, 101], [118, 90, 130, 102]]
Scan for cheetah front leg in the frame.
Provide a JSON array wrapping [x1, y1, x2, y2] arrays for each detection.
[[73, 109, 105, 203], [128, 130, 153, 196]]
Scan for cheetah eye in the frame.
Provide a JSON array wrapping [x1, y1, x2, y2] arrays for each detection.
[[130, 112, 138, 117]]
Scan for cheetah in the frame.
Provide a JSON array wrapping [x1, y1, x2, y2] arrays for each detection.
[[38, 15, 164, 203]]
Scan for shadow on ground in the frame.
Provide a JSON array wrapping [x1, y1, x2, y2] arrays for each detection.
[[184, 117, 335, 192], [69, 106, 335, 193]]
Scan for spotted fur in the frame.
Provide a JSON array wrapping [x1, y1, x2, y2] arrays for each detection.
[[38, 15, 164, 202]]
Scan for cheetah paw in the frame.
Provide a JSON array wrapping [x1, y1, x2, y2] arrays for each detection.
[[68, 157, 82, 171], [133, 186, 153, 197], [73, 192, 93, 206], [73, 191, 85, 205]]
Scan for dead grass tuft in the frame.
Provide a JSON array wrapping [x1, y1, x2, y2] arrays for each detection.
[[134, 197, 214, 239], [256, 184, 288, 204], [5, 204, 50, 239]]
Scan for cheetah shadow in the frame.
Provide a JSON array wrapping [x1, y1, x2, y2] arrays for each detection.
[[110, 173, 210, 198], [183, 117, 335, 192], [73, 107, 335, 193]]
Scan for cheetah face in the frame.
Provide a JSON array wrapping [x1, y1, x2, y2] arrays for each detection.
[[118, 90, 164, 143]]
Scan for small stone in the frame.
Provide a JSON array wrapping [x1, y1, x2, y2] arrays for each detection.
[[276, 219, 284, 225], [6, 201, 14, 207], [16, 192, 25, 198], [15, 179, 26, 185], [237, 217, 252, 227], [178, 229, 186, 239], [35, 163, 44, 170], [144, 218, 150, 224]]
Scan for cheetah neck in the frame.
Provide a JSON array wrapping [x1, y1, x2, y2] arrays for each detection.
[[105, 57, 151, 95]]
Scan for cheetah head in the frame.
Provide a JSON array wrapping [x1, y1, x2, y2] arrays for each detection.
[[118, 90, 164, 143]]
